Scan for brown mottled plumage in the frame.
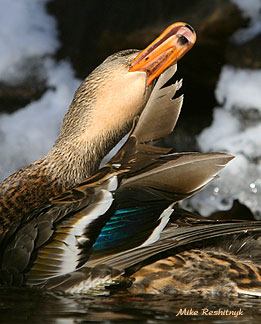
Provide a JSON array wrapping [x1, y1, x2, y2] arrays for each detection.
[[0, 158, 61, 228], [129, 245, 261, 296]]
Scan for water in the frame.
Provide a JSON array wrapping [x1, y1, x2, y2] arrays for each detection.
[[1, 287, 261, 324]]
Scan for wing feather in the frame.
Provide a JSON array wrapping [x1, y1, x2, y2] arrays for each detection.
[[133, 64, 183, 142], [86, 220, 261, 270]]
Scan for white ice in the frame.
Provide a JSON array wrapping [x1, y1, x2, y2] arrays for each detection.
[[0, 0, 80, 181], [0, 0, 59, 83], [185, 0, 261, 218], [231, 0, 261, 43]]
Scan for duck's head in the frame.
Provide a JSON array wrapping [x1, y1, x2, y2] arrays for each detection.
[[51, 22, 196, 183]]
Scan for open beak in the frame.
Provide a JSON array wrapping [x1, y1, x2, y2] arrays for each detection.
[[129, 22, 196, 86]]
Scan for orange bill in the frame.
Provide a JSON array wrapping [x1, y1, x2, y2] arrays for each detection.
[[129, 22, 196, 85]]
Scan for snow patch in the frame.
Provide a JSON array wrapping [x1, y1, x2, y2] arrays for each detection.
[[0, 0, 59, 84], [231, 0, 261, 43], [187, 66, 261, 218], [0, 0, 80, 181]]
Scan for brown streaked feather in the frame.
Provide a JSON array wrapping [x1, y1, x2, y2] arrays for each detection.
[[129, 242, 261, 296], [0, 158, 63, 232]]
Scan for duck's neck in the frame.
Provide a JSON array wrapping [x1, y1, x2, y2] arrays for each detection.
[[46, 126, 129, 189]]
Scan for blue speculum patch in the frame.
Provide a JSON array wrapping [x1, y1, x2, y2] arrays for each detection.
[[93, 205, 164, 251]]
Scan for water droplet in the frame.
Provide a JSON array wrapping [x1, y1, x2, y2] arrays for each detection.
[[214, 187, 219, 193], [250, 182, 256, 189]]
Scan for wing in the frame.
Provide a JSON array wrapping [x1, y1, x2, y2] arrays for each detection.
[[24, 150, 233, 288], [30, 216, 261, 292], [0, 169, 119, 286], [86, 218, 261, 271]]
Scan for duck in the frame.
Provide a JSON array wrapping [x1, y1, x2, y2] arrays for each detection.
[[0, 22, 196, 233], [1, 22, 261, 298]]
